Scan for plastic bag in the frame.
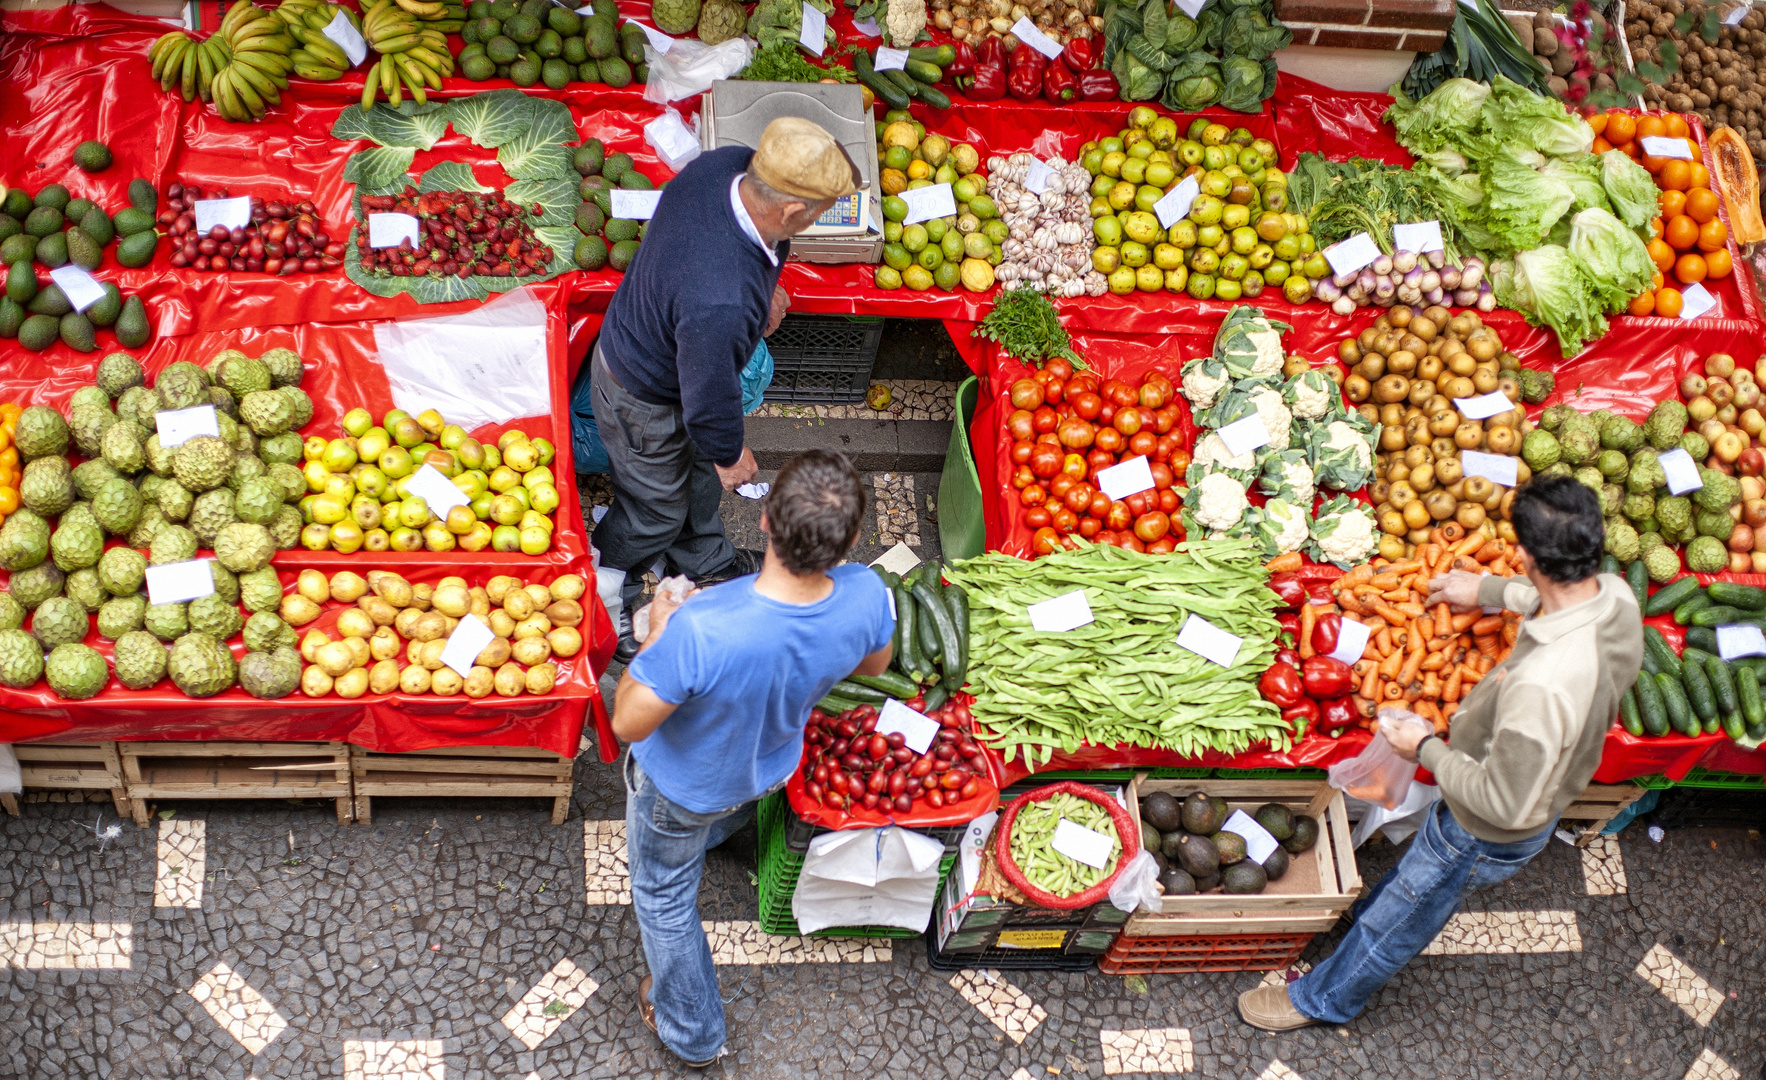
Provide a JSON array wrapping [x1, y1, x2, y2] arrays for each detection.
[[1327, 707, 1432, 810], [370, 285, 551, 429], [0, 745, 19, 796], [632, 574, 694, 642], [1346, 780, 1440, 847], [1106, 848, 1163, 914], [642, 37, 752, 103], [645, 107, 703, 172], [741, 338, 775, 414]]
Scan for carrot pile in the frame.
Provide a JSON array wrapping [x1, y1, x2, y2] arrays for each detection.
[[1310, 525, 1523, 734]]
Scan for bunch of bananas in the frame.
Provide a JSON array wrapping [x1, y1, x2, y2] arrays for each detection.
[[359, 0, 463, 110], [274, 0, 362, 81], [149, 1, 295, 122]]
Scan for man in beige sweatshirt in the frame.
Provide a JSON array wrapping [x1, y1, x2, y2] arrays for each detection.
[[1242, 475, 1643, 1030]]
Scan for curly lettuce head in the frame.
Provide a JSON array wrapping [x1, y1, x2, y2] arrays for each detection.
[[1481, 74, 1594, 158], [1568, 207, 1655, 313], [1599, 150, 1659, 230], [1480, 145, 1575, 252], [1384, 78, 1491, 155]]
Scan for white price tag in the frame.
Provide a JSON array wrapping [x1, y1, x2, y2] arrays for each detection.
[[1454, 390, 1517, 421], [1726, 3, 1750, 24], [439, 613, 496, 678], [145, 559, 217, 606], [405, 463, 470, 515], [897, 183, 957, 225], [193, 196, 252, 234], [1011, 16, 1065, 59], [1176, 613, 1243, 668], [367, 212, 422, 249], [1175, 0, 1207, 15], [1678, 282, 1717, 321], [1459, 449, 1518, 487], [1153, 175, 1199, 230], [610, 189, 662, 220], [735, 481, 770, 500], [1028, 589, 1093, 633], [1096, 455, 1155, 501], [1717, 624, 1766, 660], [1328, 616, 1372, 665], [870, 541, 920, 576], [1392, 220, 1444, 254], [634, 21, 674, 52], [1323, 232, 1380, 277], [47, 265, 107, 313], [1640, 136, 1696, 160], [1052, 818, 1116, 869], [852, 14, 880, 34], [1023, 158, 1054, 195], [799, 1, 826, 54], [155, 405, 220, 448], [321, 9, 368, 66], [874, 45, 909, 70], [1221, 809, 1281, 864], [877, 698, 939, 755], [1658, 447, 1703, 495], [1217, 413, 1271, 459]]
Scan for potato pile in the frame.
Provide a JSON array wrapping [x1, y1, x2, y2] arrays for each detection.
[[279, 569, 586, 699], [1627, 0, 1766, 162], [1339, 308, 1532, 560]]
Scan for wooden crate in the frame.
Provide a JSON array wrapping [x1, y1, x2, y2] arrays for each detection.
[[120, 741, 352, 826], [2, 742, 130, 819], [1123, 775, 1362, 937], [349, 745, 575, 825], [1559, 783, 1647, 846]]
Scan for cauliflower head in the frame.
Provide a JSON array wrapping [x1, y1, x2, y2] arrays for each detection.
[[1252, 498, 1311, 557], [883, 0, 927, 45], [1258, 449, 1315, 506], [1181, 357, 1231, 410], [1308, 495, 1379, 568], [1185, 471, 1251, 535], [1186, 432, 1258, 488], [1284, 369, 1341, 421], [1306, 415, 1377, 491], [1248, 385, 1293, 452]]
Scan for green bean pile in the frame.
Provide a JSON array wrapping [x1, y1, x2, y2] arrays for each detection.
[[1009, 791, 1120, 897], [946, 539, 1289, 766]]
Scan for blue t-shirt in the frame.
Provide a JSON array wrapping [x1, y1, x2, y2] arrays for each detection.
[[628, 565, 895, 814]]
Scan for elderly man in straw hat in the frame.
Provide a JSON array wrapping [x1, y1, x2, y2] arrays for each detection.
[[590, 117, 861, 664]]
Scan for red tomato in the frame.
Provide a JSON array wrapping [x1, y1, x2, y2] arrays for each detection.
[[1069, 372, 1099, 395], [1146, 536, 1177, 554], [1032, 405, 1058, 433], [1095, 529, 1118, 546], [1051, 506, 1078, 534], [1007, 409, 1035, 441], [1032, 526, 1060, 554], [1155, 434, 1183, 460], [1113, 408, 1143, 436], [1045, 358, 1075, 380], [1043, 377, 1065, 405], [1139, 380, 1169, 408], [1158, 488, 1180, 513], [1133, 511, 1171, 542], [1010, 378, 1044, 410], [1099, 378, 1125, 402], [1098, 403, 1116, 426], [1119, 534, 1146, 552], [1095, 426, 1125, 454], [1036, 431, 1060, 446], [1071, 391, 1103, 420], [1087, 449, 1116, 472], [1150, 462, 1175, 490], [1025, 506, 1053, 528], [1019, 484, 1046, 506], [1168, 449, 1192, 475], [1064, 483, 1095, 513], [1011, 439, 1034, 465], [1107, 501, 1133, 531], [1125, 491, 1152, 516], [1057, 417, 1096, 449], [1049, 473, 1076, 498], [1012, 465, 1036, 488], [1088, 490, 1112, 518], [1078, 516, 1102, 537], [1111, 383, 1140, 408], [1061, 453, 1088, 480], [1153, 406, 1178, 434], [1129, 430, 1158, 458], [1028, 444, 1063, 478]]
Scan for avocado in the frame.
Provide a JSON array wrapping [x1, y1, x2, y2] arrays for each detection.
[[468, 0, 492, 15], [0, 214, 18, 244], [520, 0, 548, 17], [535, 28, 562, 57], [1159, 830, 1183, 861], [1262, 846, 1290, 882], [472, 15, 501, 39], [608, 238, 640, 272], [603, 217, 638, 243], [509, 55, 541, 86], [1180, 792, 1222, 836], [485, 34, 519, 63], [1210, 830, 1247, 865], [548, 6, 581, 34], [127, 178, 157, 214], [1159, 868, 1196, 896], [574, 138, 606, 177], [23, 206, 63, 238], [1254, 802, 1296, 841], [0, 188, 31, 220], [562, 35, 587, 63], [64, 198, 96, 224], [27, 283, 71, 317], [87, 282, 122, 327], [489, 0, 518, 18], [18, 313, 60, 351], [79, 206, 114, 247], [460, 18, 483, 42], [504, 13, 541, 41], [1282, 816, 1320, 854], [59, 311, 96, 352], [573, 234, 608, 270], [599, 55, 632, 87], [541, 57, 571, 88], [1140, 792, 1182, 833], [1193, 871, 1221, 893], [35, 232, 68, 268], [462, 53, 497, 80], [0, 234, 35, 265], [114, 295, 149, 348], [115, 231, 157, 269], [6, 261, 37, 305], [1174, 832, 1219, 879], [459, 41, 487, 61], [621, 21, 646, 64], [576, 58, 601, 82], [592, 0, 616, 20], [73, 140, 113, 173], [585, 17, 617, 58], [618, 170, 652, 191], [65, 227, 102, 271], [1222, 860, 1268, 894], [496, 63, 511, 79], [0, 298, 23, 337], [33, 184, 69, 212], [580, 174, 611, 198], [602, 151, 633, 184], [112, 208, 155, 237], [1138, 820, 1163, 856], [574, 202, 605, 235]]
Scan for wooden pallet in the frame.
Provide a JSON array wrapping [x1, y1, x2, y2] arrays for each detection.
[[1559, 783, 1648, 846], [120, 741, 352, 826], [349, 745, 576, 825], [1, 742, 130, 820]]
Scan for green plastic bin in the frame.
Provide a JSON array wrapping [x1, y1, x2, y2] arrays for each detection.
[[937, 375, 986, 561]]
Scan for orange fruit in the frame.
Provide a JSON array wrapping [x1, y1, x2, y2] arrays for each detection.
[[0, 490, 17, 515], [1593, 135, 1613, 154], [1648, 238, 1676, 271], [1661, 160, 1692, 190], [1698, 218, 1728, 251], [1589, 113, 1609, 136], [1690, 163, 1711, 188], [1665, 114, 1690, 137], [1675, 252, 1708, 284], [1650, 216, 1664, 239], [1665, 214, 1700, 250], [1628, 290, 1657, 317], [0, 448, 16, 469], [1656, 286, 1684, 318], [1705, 248, 1733, 279], [1641, 153, 1668, 175], [1638, 115, 1667, 139], [1659, 190, 1687, 218], [1685, 187, 1720, 223], [1653, 270, 1666, 289], [1607, 113, 1638, 144]]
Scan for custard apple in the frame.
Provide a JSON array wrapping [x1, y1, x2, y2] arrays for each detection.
[[100, 419, 146, 473], [228, 424, 257, 457], [144, 433, 175, 476], [0, 593, 23, 630], [157, 479, 193, 521], [68, 406, 115, 459], [50, 516, 103, 572], [97, 545, 147, 596], [226, 452, 266, 492], [267, 462, 306, 502], [155, 361, 210, 410], [9, 563, 64, 609], [259, 347, 304, 388], [112, 629, 168, 689], [209, 561, 239, 604], [209, 385, 237, 418], [0, 510, 50, 571], [214, 522, 275, 572], [238, 390, 295, 436], [243, 611, 296, 652], [652, 0, 699, 33], [216, 355, 271, 397], [65, 568, 104, 612], [258, 433, 303, 465], [62, 502, 97, 530], [71, 458, 123, 500], [20, 456, 75, 517], [0, 627, 45, 688], [205, 348, 248, 382], [32, 595, 89, 649], [143, 601, 188, 641], [268, 505, 302, 550], [149, 524, 198, 565], [189, 487, 238, 546], [128, 505, 168, 549], [233, 477, 283, 524], [96, 351, 145, 397], [1642, 543, 1682, 583], [239, 567, 283, 613], [239, 644, 301, 699], [696, 0, 743, 44], [92, 477, 144, 535], [187, 594, 242, 639], [67, 387, 107, 415], [280, 386, 313, 429], [14, 405, 69, 460], [172, 434, 233, 491], [97, 595, 147, 639], [116, 385, 162, 429], [45, 642, 107, 699], [167, 631, 235, 697]]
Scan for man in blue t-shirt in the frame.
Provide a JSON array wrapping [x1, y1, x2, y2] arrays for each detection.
[[612, 449, 893, 1067]]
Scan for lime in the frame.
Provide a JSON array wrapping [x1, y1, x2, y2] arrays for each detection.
[[924, 216, 947, 243], [1107, 266, 1136, 294], [882, 243, 913, 271], [902, 264, 933, 291], [940, 231, 963, 262], [1214, 277, 1242, 301], [883, 145, 912, 172], [916, 245, 943, 271], [882, 195, 908, 222], [874, 265, 903, 289], [933, 260, 960, 291], [901, 223, 928, 252]]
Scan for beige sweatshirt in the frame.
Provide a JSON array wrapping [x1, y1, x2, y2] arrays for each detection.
[[1416, 573, 1643, 844]]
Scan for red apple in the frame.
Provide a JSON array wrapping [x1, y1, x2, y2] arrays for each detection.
[[1738, 447, 1766, 477], [1730, 523, 1755, 553], [1744, 499, 1766, 529]]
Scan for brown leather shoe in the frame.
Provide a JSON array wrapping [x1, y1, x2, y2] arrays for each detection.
[[637, 974, 721, 1068], [1238, 984, 1323, 1033]]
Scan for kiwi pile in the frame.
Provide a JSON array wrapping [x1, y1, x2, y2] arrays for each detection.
[[1138, 790, 1319, 897]]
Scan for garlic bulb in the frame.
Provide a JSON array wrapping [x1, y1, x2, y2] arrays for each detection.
[[1002, 238, 1025, 260], [1055, 221, 1084, 245]]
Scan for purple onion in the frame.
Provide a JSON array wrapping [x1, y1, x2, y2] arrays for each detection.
[[1331, 295, 1356, 315], [1393, 250, 1418, 274], [1424, 286, 1445, 305], [1411, 304, 1428, 319], [1372, 254, 1393, 276], [1420, 270, 1440, 292], [1314, 278, 1343, 302], [1440, 267, 1462, 290]]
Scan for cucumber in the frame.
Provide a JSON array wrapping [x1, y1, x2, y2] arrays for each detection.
[[943, 582, 969, 689], [853, 51, 910, 110], [848, 670, 921, 699], [884, 68, 919, 97], [903, 58, 944, 84], [1625, 560, 1649, 610], [1682, 659, 1718, 722], [1657, 672, 1695, 735], [1689, 604, 1743, 627], [1722, 708, 1747, 740], [1635, 672, 1670, 736], [831, 679, 888, 704], [1618, 686, 1644, 736], [922, 682, 950, 711], [906, 44, 956, 65], [918, 602, 943, 662], [1642, 626, 1681, 679], [1673, 593, 1714, 625], [911, 578, 961, 687], [818, 692, 862, 715], [1641, 646, 1661, 677], [1706, 581, 1766, 610], [894, 584, 924, 679], [1645, 575, 1703, 617], [1706, 654, 1739, 714], [913, 82, 952, 109], [1681, 647, 1716, 669], [1739, 665, 1764, 729], [871, 565, 897, 590], [1682, 626, 1718, 656]]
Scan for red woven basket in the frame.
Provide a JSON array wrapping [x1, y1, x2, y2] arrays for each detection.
[[993, 781, 1141, 910]]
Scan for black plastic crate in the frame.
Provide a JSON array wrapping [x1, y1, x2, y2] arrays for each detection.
[[926, 929, 1100, 972], [763, 315, 884, 405], [1647, 786, 1766, 830]]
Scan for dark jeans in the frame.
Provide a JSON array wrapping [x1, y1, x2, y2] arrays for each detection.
[[589, 346, 735, 601], [1289, 799, 1556, 1024]]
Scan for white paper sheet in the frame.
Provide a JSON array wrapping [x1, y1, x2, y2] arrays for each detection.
[[1392, 220, 1444, 254], [898, 183, 957, 225], [1459, 449, 1518, 487], [1011, 16, 1064, 58], [193, 196, 252, 234], [321, 9, 368, 65], [610, 189, 662, 220], [1678, 282, 1716, 321], [1639, 135, 1695, 159], [1028, 590, 1093, 632], [405, 464, 470, 516], [877, 699, 938, 755], [1324, 232, 1380, 276], [1022, 158, 1053, 195], [799, 2, 826, 54], [1726, 2, 1749, 23], [1096, 455, 1154, 501], [146, 560, 216, 605], [47, 265, 107, 313], [870, 542, 920, 576], [1176, 613, 1242, 667], [1658, 447, 1703, 495], [1328, 617, 1371, 665], [736, 481, 770, 500], [439, 614, 495, 678], [1174, 0, 1206, 15], [1153, 175, 1199, 229], [873, 45, 908, 70], [370, 285, 551, 430], [852, 15, 879, 34], [1454, 390, 1516, 420], [1717, 623, 1766, 660], [1217, 413, 1272, 458], [155, 405, 220, 448], [1052, 818, 1115, 869], [367, 212, 422, 249], [1220, 809, 1280, 864]]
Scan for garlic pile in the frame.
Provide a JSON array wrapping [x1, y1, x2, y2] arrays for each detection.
[[986, 152, 1105, 299]]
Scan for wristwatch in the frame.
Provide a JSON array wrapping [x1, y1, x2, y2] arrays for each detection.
[[1416, 733, 1440, 756]]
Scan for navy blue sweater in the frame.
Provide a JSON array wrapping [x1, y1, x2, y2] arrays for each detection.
[[599, 147, 788, 467]]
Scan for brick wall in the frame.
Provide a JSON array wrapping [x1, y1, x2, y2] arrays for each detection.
[[1274, 0, 1456, 51]]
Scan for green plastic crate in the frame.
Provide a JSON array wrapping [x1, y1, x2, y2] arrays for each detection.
[[756, 793, 958, 938], [1629, 774, 1678, 790], [1674, 768, 1766, 790], [937, 375, 985, 561], [1210, 767, 1330, 781]]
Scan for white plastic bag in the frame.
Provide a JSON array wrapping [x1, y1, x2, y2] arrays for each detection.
[[1328, 707, 1432, 810], [645, 107, 702, 171], [1106, 848, 1163, 913], [642, 37, 751, 103], [792, 826, 946, 934], [1346, 780, 1440, 847], [370, 285, 551, 429], [632, 574, 693, 643]]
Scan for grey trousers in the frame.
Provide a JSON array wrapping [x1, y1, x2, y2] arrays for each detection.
[[588, 346, 735, 597]]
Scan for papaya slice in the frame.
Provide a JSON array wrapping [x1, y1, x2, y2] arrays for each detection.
[[1708, 126, 1765, 246]]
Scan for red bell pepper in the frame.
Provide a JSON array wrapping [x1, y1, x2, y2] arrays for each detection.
[[1044, 62, 1078, 103], [1301, 655, 1355, 699], [946, 39, 976, 76], [1276, 611, 1300, 644], [1061, 35, 1096, 72], [1318, 696, 1359, 733], [1267, 574, 1307, 610], [1274, 646, 1301, 669], [1259, 661, 1305, 709], [1281, 699, 1320, 738], [1007, 43, 1045, 101], [1076, 69, 1120, 101], [976, 35, 1004, 69], [1311, 611, 1342, 657], [966, 61, 1007, 101]]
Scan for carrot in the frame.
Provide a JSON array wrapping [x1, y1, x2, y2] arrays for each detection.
[[1475, 539, 1506, 563], [1474, 654, 1495, 673], [1361, 668, 1381, 699], [1421, 671, 1441, 698], [1397, 647, 1425, 685], [1442, 701, 1458, 722], [1439, 521, 1464, 543], [1379, 649, 1404, 679], [1431, 602, 1449, 639], [1453, 532, 1487, 559], [1265, 551, 1303, 574], [1375, 628, 1394, 656], [1471, 615, 1505, 636], [1395, 602, 1427, 618], [1502, 620, 1520, 646], [1383, 681, 1405, 701], [1372, 601, 1410, 626], [1299, 601, 1317, 659], [1337, 591, 1371, 616], [1369, 572, 1402, 590], [1450, 611, 1480, 632], [1443, 666, 1463, 703], [1382, 588, 1413, 603], [1474, 634, 1500, 658], [1416, 699, 1442, 727], [1338, 565, 1374, 589], [1386, 559, 1424, 575], [1353, 658, 1377, 676], [1420, 650, 1449, 672], [1418, 544, 1441, 571]]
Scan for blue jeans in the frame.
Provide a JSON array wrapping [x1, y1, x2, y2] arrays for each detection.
[[1289, 800, 1555, 1025], [624, 754, 757, 1062]]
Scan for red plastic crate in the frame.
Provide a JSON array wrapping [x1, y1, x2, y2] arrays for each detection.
[[1097, 931, 1313, 975]]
